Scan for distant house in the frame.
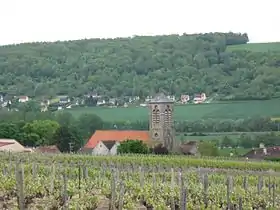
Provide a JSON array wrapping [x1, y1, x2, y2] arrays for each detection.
[[40, 99, 50, 106], [18, 96, 29, 103], [109, 98, 116, 105], [85, 92, 99, 98], [41, 106, 48, 112], [82, 130, 150, 155], [58, 96, 70, 104], [0, 139, 27, 152], [243, 144, 280, 159], [181, 95, 190, 104], [35, 145, 60, 154], [167, 95, 176, 102], [145, 96, 153, 102], [97, 100, 106, 106], [193, 93, 206, 104], [180, 141, 198, 155]]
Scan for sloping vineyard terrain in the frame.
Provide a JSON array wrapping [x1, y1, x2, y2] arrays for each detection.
[[0, 153, 280, 209]]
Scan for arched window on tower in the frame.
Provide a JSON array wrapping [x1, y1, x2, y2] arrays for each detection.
[[152, 105, 160, 124], [164, 105, 172, 126]]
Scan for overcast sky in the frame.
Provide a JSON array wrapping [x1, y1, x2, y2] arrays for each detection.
[[0, 0, 279, 45]]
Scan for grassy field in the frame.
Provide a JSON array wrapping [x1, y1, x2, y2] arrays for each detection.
[[68, 99, 280, 121], [227, 42, 280, 52]]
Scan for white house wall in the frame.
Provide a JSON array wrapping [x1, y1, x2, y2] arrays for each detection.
[[92, 141, 120, 156], [109, 142, 120, 155], [92, 141, 109, 155], [0, 142, 25, 152]]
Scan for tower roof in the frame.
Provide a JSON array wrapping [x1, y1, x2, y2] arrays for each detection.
[[149, 93, 174, 104]]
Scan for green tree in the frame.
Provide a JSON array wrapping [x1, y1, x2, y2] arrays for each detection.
[[1, 32, 279, 100], [53, 126, 82, 152], [76, 113, 103, 139], [221, 136, 235, 148], [17, 100, 41, 112], [55, 112, 75, 127], [0, 122, 22, 140], [198, 141, 219, 156], [22, 120, 60, 146], [117, 140, 150, 154]]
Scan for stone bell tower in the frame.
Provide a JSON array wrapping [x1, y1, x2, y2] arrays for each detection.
[[148, 93, 175, 151]]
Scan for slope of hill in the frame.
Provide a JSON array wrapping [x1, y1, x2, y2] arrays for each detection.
[[0, 32, 279, 100], [227, 42, 280, 52]]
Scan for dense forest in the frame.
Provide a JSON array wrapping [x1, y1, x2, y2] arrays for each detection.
[[0, 32, 279, 100]]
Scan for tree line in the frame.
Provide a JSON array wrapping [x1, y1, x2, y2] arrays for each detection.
[[220, 132, 280, 149], [0, 111, 103, 152], [0, 109, 279, 152], [1, 32, 279, 100], [105, 117, 280, 132]]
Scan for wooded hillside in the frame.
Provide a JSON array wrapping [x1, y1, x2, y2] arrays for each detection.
[[0, 32, 279, 100]]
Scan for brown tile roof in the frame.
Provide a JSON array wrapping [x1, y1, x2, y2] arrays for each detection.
[[244, 146, 280, 159], [84, 130, 149, 149], [35, 145, 60, 153], [0, 142, 14, 147], [180, 141, 198, 155]]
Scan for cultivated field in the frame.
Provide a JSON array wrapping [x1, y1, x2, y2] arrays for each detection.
[[1, 153, 280, 209], [227, 42, 280, 52], [68, 99, 280, 121]]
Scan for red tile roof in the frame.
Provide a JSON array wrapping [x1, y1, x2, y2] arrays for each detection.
[[0, 142, 14, 147], [84, 130, 150, 149]]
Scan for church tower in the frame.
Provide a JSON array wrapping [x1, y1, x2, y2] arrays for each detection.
[[148, 93, 175, 151]]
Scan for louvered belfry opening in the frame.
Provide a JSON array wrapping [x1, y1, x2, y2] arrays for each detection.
[[152, 105, 160, 124], [164, 104, 172, 127]]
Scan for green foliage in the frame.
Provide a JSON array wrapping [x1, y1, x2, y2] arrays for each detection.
[[22, 120, 60, 146], [117, 140, 150, 154], [0, 111, 104, 149], [198, 141, 219, 156], [0, 122, 21, 140], [68, 99, 280, 121], [221, 136, 235, 148], [0, 32, 279, 100], [17, 100, 41, 112], [76, 113, 104, 139], [53, 126, 82, 152], [227, 42, 280, 52]]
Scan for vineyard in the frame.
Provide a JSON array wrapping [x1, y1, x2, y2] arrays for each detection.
[[1, 153, 280, 209]]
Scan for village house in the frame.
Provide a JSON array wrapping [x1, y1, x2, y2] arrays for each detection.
[[0, 139, 29, 152], [180, 141, 198, 155], [145, 96, 153, 102], [193, 93, 206, 104], [243, 143, 280, 159], [82, 130, 149, 155], [40, 99, 50, 106], [85, 91, 100, 98], [181, 95, 190, 104], [58, 96, 70, 104], [18, 96, 29, 103], [35, 145, 61, 154], [128, 96, 140, 103]]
